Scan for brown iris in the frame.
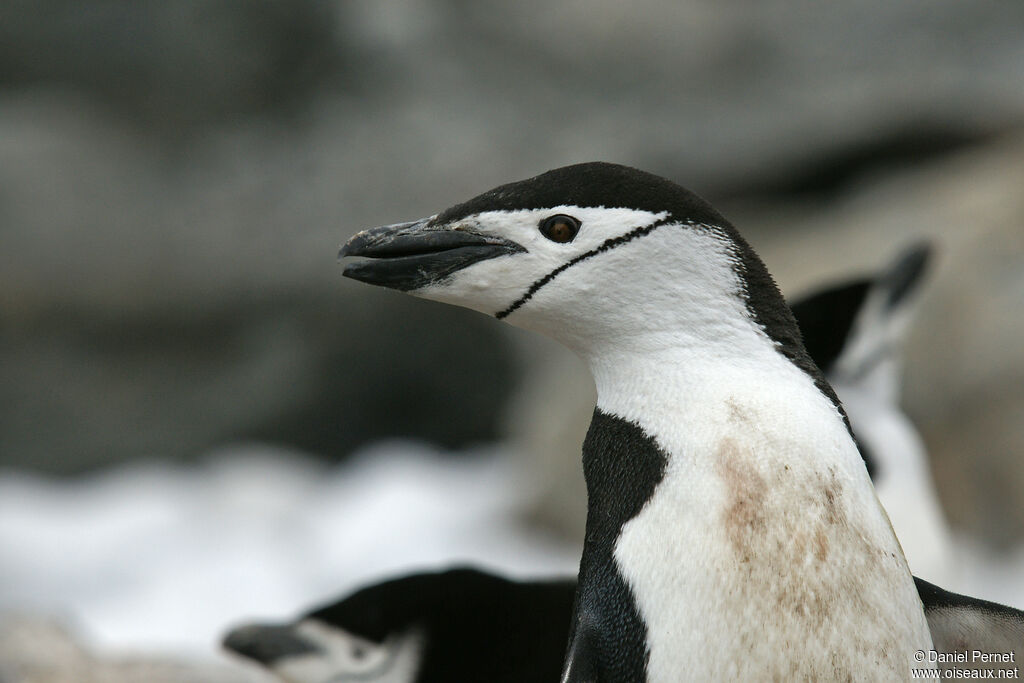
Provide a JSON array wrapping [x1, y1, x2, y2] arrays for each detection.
[[539, 214, 580, 243]]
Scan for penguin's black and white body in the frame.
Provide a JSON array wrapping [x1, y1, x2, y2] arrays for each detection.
[[340, 162, 936, 680], [223, 568, 573, 683]]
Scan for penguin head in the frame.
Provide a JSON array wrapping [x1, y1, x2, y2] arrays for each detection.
[[223, 568, 576, 683], [223, 616, 422, 683], [223, 571, 439, 682], [341, 163, 795, 358]]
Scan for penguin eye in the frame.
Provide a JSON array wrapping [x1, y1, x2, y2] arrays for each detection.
[[539, 214, 580, 243]]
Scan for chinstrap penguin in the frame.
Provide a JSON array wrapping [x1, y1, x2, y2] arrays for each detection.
[[222, 567, 574, 683], [339, 162, 937, 680]]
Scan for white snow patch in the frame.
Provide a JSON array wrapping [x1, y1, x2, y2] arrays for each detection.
[[0, 442, 579, 657]]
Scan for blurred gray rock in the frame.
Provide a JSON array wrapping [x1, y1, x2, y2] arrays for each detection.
[[0, 0, 344, 130], [0, 285, 517, 472]]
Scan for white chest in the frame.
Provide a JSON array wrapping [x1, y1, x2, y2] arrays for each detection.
[[593, 354, 934, 680]]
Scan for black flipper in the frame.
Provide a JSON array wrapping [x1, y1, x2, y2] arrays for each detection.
[[561, 624, 602, 683], [915, 576, 1024, 655], [790, 280, 871, 377], [790, 241, 932, 383]]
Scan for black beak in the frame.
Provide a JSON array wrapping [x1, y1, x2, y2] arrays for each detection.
[[222, 623, 320, 664], [339, 218, 524, 291], [881, 241, 932, 311]]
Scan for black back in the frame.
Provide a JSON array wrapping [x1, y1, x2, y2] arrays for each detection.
[[309, 567, 575, 683]]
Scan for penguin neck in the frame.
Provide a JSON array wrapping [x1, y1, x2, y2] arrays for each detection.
[[581, 321, 852, 459], [576, 325, 876, 567], [579, 333, 874, 547], [569, 329, 934, 681]]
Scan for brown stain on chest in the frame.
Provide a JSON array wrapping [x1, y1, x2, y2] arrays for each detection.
[[718, 439, 769, 561], [715, 436, 848, 597], [712, 400, 911, 679]]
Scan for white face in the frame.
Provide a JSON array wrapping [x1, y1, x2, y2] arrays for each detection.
[[410, 206, 669, 317], [408, 207, 750, 361], [272, 620, 422, 683]]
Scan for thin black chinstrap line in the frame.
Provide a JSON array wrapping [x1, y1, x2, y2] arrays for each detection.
[[495, 216, 678, 320]]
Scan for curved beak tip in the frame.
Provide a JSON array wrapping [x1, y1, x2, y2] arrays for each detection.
[[338, 230, 369, 260]]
